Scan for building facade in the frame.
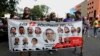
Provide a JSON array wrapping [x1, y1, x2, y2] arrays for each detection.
[[74, 0, 100, 18], [87, 0, 100, 18], [75, 0, 87, 17]]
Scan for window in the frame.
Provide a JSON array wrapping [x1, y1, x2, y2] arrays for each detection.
[[92, 1, 94, 4], [92, 7, 93, 9]]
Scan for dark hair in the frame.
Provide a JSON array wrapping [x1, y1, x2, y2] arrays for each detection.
[[35, 27, 42, 34], [77, 27, 81, 33], [64, 26, 70, 33], [74, 11, 81, 15], [66, 13, 71, 18], [46, 28, 54, 35], [49, 12, 56, 21], [27, 27, 33, 30], [32, 38, 38, 42], [10, 27, 16, 33], [22, 7, 31, 20], [14, 37, 19, 45], [10, 27, 16, 30], [57, 27, 63, 33], [24, 7, 30, 11], [71, 27, 76, 33], [19, 26, 24, 29]]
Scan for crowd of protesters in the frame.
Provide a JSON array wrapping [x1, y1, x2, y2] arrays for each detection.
[[9, 7, 100, 38], [0, 7, 99, 56]]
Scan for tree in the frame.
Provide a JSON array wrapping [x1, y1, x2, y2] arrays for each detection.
[[31, 5, 49, 20], [0, 0, 19, 16]]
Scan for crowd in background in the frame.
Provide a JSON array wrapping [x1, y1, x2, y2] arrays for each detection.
[[9, 7, 100, 38], [0, 7, 99, 56], [0, 7, 100, 38]]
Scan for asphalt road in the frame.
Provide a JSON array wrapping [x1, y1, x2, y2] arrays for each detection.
[[0, 28, 100, 56]]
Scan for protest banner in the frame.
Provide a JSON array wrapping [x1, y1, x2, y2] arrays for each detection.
[[8, 19, 82, 52]]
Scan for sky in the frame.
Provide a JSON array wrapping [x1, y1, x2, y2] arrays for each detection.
[[17, 0, 85, 18]]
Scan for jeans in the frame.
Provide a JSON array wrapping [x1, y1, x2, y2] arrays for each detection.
[[94, 27, 98, 36]]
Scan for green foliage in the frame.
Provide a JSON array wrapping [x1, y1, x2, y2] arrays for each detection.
[[31, 5, 49, 19], [0, 0, 19, 16]]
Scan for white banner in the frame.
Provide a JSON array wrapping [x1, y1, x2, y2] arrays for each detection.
[[8, 19, 82, 52]]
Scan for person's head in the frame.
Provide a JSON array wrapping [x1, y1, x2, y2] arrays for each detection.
[[15, 38, 19, 43], [32, 38, 38, 45], [77, 27, 81, 33], [66, 13, 71, 18], [10, 27, 16, 33], [35, 27, 42, 35], [64, 26, 70, 33], [57, 27, 63, 33], [19, 26, 25, 35], [46, 28, 55, 41], [75, 11, 81, 18], [71, 27, 76, 33], [50, 12, 56, 20], [23, 7, 31, 15], [10, 12, 18, 19], [27, 27, 33, 34]]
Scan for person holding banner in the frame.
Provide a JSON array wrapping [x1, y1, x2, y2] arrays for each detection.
[[63, 13, 74, 22], [47, 12, 58, 22], [22, 7, 32, 20], [45, 28, 55, 43]]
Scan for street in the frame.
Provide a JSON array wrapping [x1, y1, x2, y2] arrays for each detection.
[[0, 28, 100, 56]]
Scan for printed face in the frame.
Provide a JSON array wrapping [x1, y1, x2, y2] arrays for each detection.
[[77, 27, 81, 33], [32, 39, 37, 45], [59, 37, 62, 43], [57, 27, 63, 33], [46, 29, 54, 40], [71, 27, 76, 33], [64, 27, 70, 33], [23, 38, 28, 43], [35, 27, 41, 34], [28, 27, 33, 34], [19, 27, 25, 34], [11, 27, 16, 33], [15, 38, 19, 43]]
